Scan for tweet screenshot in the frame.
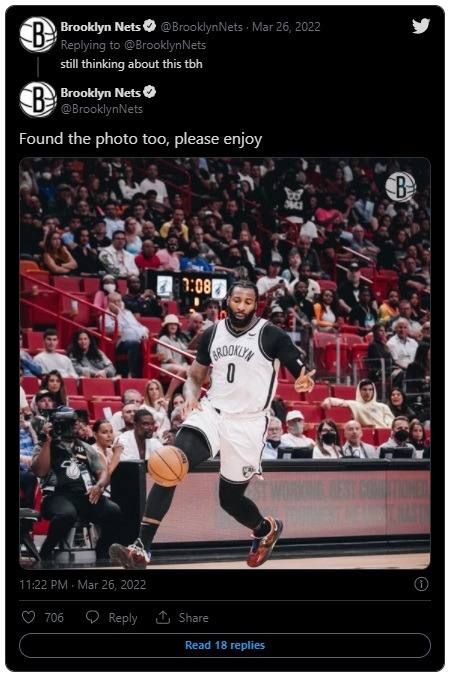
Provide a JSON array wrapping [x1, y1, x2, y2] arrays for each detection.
[[8, 3, 444, 672]]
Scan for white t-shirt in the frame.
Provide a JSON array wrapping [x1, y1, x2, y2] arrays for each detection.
[[34, 351, 78, 378], [280, 432, 315, 448], [115, 429, 161, 461]]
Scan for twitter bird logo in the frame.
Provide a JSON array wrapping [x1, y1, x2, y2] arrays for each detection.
[[412, 18, 430, 34]]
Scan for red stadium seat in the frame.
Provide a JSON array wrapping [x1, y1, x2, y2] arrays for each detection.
[[339, 325, 360, 335], [360, 428, 375, 445], [304, 383, 330, 404], [60, 293, 91, 327], [21, 375, 41, 395], [161, 300, 180, 316], [89, 400, 123, 421], [331, 385, 357, 400], [117, 279, 128, 295], [286, 404, 323, 425], [318, 279, 337, 292], [359, 267, 375, 281], [372, 276, 391, 303], [68, 397, 89, 412], [116, 378, 149, 397], [326, 406, 352, 425], [324, 342, 349, 374], [275, 383, 302, 402], [374, 428, 391, 446], [81, 277, 101, 299], [52, 276, 81, 293], [339, 333, 364, 349], [350, 343, 368, 361], [137, 316, 163, 336], [21, 289, 59, 327], [79, 379, 118, 400], [63, 377, 79, 396]]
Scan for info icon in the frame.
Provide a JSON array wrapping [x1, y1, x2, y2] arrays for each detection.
[[19, 17, 57, 53], [385, 171, 417, 203], [19, 81, 57, 118]]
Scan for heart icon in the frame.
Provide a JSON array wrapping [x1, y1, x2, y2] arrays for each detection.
[[22, 611, 35, 624]]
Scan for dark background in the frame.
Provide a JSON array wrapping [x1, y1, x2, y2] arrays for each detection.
[[7, 5, 445, 673]]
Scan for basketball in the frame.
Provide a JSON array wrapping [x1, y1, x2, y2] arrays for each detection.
[[147, 446, 189, 486], [385, 171, 417, 203], [20, 17, 58, 53]]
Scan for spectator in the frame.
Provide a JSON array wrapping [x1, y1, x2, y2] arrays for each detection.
[[61, 215, 83, 250], [34, 329, 78, 378], [93, 274, 119, 311], [280, 410, 315, 448], [109, 389, 146, 434], [348, 287, 378, 335], [72, 227, 103, 275], [30, 370, 69, 414], [349, 225, 380, 262], [103, 201, 125, 239], [156, 236, 182, 272], [202, 298, 220, 328], [313, 289, 342, 332], [20, 330, 41, 377], [192, 226, 217, 263], [312, 419, 342, 458], [31, 413, 122, 564], [256, 261, 288, 301], [118, 165, 141, 202], [135, 240, 161, 274], [262, 417, 283, 460], [113, 410, 161, 470], [376, 416, 418, 458], [399, 255, 430, 308], [67, 328, 116, 379], [139, 164, 169, 207], [105, 292, 149, 377], [366, 322, 396, 382], [408, 419, 427, 454], [408, 292, 428, 325], [281, 249, 302, 285], [20, 412, 38, 507], [157, 315, 190, 400], [98, 230, 140, 277], [124, 217, 143, 255], [160, 208, 190, 243], [167, 390, 185, 422], [386, 318, 419, 369], [342, 420, 377, 458], [89, 219, 111, 253], [143, 379, 171, 439], [314, 193, 344, 236], [287, 263, 321, 303], [405, 343, 430, 422], [42, 231, 77, 275], [122, 275, 162, 318], [321, 220, 355, 274], [180, 312, 205, 351], [180, 241, 211, 272], [297, 236, 322, 280], [377, 290, 400, 325], [322, 378, 394, 428], [387, 387, 416, 422]]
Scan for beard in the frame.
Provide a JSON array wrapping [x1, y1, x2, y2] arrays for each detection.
[[227, 305, 256, 328]]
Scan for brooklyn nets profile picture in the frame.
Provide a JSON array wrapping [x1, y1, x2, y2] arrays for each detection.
[[385, 171, 417, 202], [19, 17, 57, 53], [19, 81, 57, 118]]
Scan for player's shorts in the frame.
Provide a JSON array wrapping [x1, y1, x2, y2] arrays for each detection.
[[182, 399, 269, 483]]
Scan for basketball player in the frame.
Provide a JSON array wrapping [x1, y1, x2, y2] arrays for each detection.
[[109, 281, 315, 569]]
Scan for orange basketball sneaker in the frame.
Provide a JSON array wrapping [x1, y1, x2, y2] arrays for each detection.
[[109, 539, 151, 570], [246, 516, 283, 568]]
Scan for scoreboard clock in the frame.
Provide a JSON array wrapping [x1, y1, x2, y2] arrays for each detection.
[[145, 270, 229, 311]]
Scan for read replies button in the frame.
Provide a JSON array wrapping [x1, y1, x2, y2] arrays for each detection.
[[20, 633, 431, 658]]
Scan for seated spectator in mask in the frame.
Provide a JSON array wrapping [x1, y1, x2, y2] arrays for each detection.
[[280, 410, 315, 448], [376, 416, 418, 458], [180, 241, 211, 272], [322, 378, 394, 428], [262, 417, 283, 460], [312, 419, 342, 458], [342, 420, 377, 459]]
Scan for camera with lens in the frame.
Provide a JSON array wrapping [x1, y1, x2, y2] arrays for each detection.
[[32, 408, 80, 441]]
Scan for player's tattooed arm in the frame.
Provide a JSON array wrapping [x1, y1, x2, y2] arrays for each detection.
[[182, 360, 210, 416]]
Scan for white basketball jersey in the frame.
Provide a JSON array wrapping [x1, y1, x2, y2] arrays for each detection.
[[205, 318, 280, 415]]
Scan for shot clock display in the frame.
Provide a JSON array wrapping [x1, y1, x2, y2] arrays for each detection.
[[145, 270, 228, 311]]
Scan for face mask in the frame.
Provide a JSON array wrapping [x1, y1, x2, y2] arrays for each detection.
[[103, 283, 116, 293], [322, 431, 337, 445], [228, 256, 241, 266], [289, 422, 303, 435], [394, 429, 410, 443]]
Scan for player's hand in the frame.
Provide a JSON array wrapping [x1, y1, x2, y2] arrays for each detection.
[[182, 400, 203, 419], [294, 366, 316, 393]]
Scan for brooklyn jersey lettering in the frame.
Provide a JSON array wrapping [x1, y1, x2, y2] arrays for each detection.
[[203, 317, 279, 415]]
